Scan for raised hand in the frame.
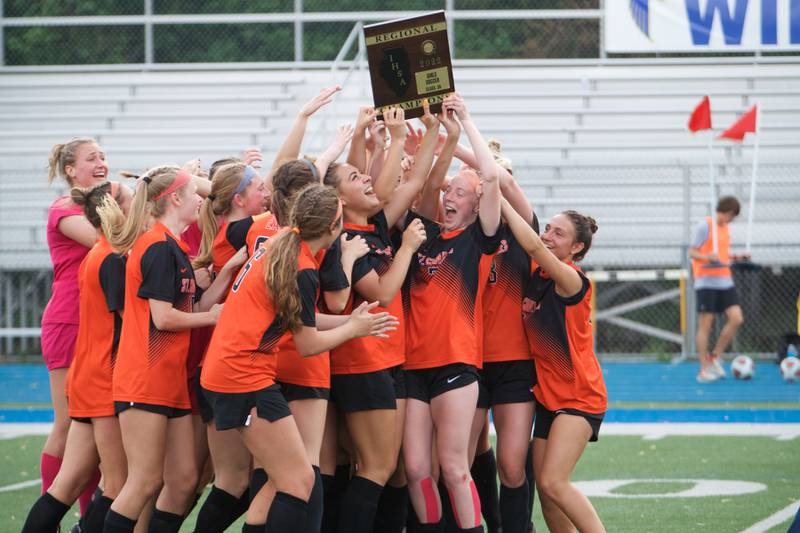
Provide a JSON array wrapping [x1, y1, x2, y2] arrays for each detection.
[[443, 92, 469, 122], [384, 107, 407, 141], [401, 218, 427, 252], [299, 85, 342, 118], [356, 106, 377, 132], [366, 120, 387, 151], [418, 98, 439, 131], [403, 123, 423, 155], [242, 148, 264, 169], [438, 104, 461, 137]]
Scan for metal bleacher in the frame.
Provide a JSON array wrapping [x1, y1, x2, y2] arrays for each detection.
[[1, 63, 799, 269]]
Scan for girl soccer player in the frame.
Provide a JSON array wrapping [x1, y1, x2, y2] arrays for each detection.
[[200, 184, 396, 532], [320, 104, 439, 533], [500, 198, 607, 533], [22, 182, 126, 532], [40, 138, 130, 515], [402, 93, 501, 533], [100, 166, 228, 533]]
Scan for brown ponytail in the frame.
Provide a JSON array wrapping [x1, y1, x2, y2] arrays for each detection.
[[265, 184, 341, 332], [193, 162, 248, 269], [70, 182, 113, 229], [105, 165, 187, 255], [47, 137, 97, 186], [562, 210, 598, 262]]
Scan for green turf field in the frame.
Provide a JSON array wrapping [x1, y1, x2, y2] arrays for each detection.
[[1, 434, 797, 532]]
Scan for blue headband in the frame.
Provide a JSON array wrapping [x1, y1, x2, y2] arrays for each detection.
[[234, 165, 257, 195], [301, 159, 319, 181]]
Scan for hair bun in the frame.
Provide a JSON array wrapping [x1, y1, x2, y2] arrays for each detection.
[[487, 139, 502, 154], [588, 216, 599, 234], [70, 187, 89, 206]]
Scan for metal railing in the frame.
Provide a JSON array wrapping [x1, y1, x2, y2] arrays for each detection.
[[2, 2, 798, 70]]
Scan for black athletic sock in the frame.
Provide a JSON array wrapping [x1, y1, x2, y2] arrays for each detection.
[[241, 524, 264, 533], [458, 527, 484, 533], [249, 468, 268, 502], [412, 519, 445, 533], [373, 484, 409, 533], [265, 491, 309, 533], [147, 508, 184, 533], [82, 495, 114, 533], [526, 440, 536, 533], [500, 483, 530, 533], [336, 475, 384, 533], [308, 466, 324, 533], [471, 449, 500, 533], [321, 464, 349, 533], [79, 487, 104, 527], [194, 485, 248, 533], [103, 509, 137, 533], [438, 481, 460, 533], [21, 492, 71, 532]]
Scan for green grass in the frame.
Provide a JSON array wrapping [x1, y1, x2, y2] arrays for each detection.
[[0, 435, 797, 532]]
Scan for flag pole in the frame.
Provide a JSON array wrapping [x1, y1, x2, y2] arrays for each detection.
[[745, 104, 760, 255], [708, 129, 718, 254]]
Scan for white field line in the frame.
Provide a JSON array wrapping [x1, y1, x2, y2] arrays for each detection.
[[739, 500, 800, 533], [0, 479, 39, 493], [3, 422, 799, 440]]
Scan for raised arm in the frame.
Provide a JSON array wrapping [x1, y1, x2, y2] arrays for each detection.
[[417, 107, 460, 222], [371, 107, 407, 206], [500, 198, 582, 297], [347, 106, 377, 173], [315, 123, 354, 179], [383, 102, 440, 227], [446, 93, 500, 236], [267, 85, 342, 181]]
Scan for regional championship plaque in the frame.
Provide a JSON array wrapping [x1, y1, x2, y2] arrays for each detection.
[[364, 11, 455, 119]]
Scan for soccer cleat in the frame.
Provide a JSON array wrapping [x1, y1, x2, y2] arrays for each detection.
[[709, 355, 727, 378], [696, 369, 720, 383]]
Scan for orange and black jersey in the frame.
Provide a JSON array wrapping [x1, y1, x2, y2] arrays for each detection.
[[522, 263, 607, 414], [320, 210, 405, 375], [67, 236, 125, 418], [113, 222, 199, 409], [201, 240, 319, 393], [404, 212, 501, 370], [211, 217, 253, 274], [246, 212, 282, 256], [483, 225, 532, 363]]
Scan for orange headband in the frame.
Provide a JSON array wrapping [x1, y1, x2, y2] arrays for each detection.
[[153, 169, 192, 201]]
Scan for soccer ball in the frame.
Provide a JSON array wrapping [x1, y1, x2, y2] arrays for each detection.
[[780, 356, 800, 382], [731, 355, 755, 380]]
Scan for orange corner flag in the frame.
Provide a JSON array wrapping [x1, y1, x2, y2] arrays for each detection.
[[719, 105, 758, 141], [688, 95, 712, 132]]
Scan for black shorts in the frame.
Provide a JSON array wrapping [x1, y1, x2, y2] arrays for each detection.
[[201, 383, 292, 431], [71, 417, 92, 424], [477, 360, 537, 409], [114, 401, 192, 419], [331, 366, 406, 413], [276, 382, 330, 402], [533, 403, 603, 443], [696, 287, 739, 314], [194, 375, 214, 424], [405, 363, 480, 403]]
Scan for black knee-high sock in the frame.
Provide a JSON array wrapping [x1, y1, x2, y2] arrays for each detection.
[[307, 466, 324, 533], [249, 468, 268, 502], [82, 495, 114, 533], [147, 508, 184, 533], [194, 485, 248, 533], [438, 481, 459, 533], [265, 491, 309, 533], [471, 449, 501, 533], [79, 487, 105, 528], [373, 484, 408, 533], [337, 475, 384, 533], [526, 441, 536, 533], [103, 509, 137, 533], [500, 483, 530, 533], [21, 492, 71, 532], [241, 523, 263, 533], [321, 464, 349, 533]]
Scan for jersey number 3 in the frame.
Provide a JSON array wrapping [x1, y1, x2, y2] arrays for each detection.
[[232, 247, 267, 292]]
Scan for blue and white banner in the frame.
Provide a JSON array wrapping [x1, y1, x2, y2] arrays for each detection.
[[604, 0, 800, 52]]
